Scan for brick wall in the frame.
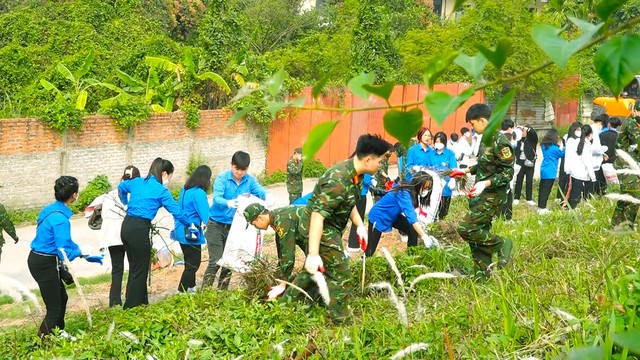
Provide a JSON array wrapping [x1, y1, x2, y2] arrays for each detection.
[[0, 110, 266, 209]]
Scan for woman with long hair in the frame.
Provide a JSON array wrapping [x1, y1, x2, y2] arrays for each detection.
[[28, 176, 104, 339], [173, 165, 212, 293], [365, 172, 436, 257], [557, 121, 583, 202], [564, 125, 596, 209], [118, 157, 189, 309], [513, 125, 538, 205], [537, 129, 565, 214], [99, 165, 140, 306]]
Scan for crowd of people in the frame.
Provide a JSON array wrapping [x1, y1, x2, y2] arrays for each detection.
[[5, 101, 640, 339]]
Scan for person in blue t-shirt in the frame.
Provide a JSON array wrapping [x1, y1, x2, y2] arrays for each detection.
[[202, 151, 270, 290], [537, 129, 565, 214], [118, 158, 189, 309], [430, 132, 458, 220], [406, 127, 433, 178], [365, 173, 435, 257], [173, 165, 212, 293], [28, 176, 104, 339]]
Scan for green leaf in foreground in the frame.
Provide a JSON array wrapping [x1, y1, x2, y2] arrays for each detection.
[[227, 106, 254, 126], [303, 121, 339, 163], [362, 82, 395, 102], [482, 89, 516, 146], [424, 88, 475, 125], [312, 74, 330, 102], [424, 52, 457, 89], [596, 0, 629, 20], [266, 69, 285, 98], [383, 108, 423, 149], [611, 330, 640, 354], [475, 39, 512, 70], [347, 73, 375, 101], [532, 17, 602, 69], [454, 52, 488, 80], [595, 34, 640, 96]]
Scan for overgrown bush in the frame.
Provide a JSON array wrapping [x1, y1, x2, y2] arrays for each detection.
[[102, 97, 151, 130], [186, 152, 209, 176], [258, 170, 287, 185], [303, 159, 326, 178], [71, 175, 111, 213], [7, 208, 40, 225], [39, 98, 86, 131]]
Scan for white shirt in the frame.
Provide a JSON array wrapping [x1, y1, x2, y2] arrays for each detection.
[[456, 138, 473, 165], [565, 137, 596, 182]]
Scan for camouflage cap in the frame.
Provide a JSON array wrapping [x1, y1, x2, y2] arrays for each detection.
[[294, 147, 303, 154], [243, 203, 268, 224]]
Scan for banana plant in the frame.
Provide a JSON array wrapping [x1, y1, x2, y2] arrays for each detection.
[[97, 67, 179, 112], [40, 51, 97, 110]]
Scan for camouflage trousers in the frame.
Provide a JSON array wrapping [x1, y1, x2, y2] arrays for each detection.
[[611, 174, 640, 228], [288, 192, 302, 204], [282, 232, 351, 321], [457, 190, 511, 273], [276, 234, 307, 282]]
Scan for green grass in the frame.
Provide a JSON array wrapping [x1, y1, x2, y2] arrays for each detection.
[[0, 194, 638, 359], [0, 295, 14, 306]]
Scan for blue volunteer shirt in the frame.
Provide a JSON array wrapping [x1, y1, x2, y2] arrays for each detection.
[[540, 144, 565, 180], [406, 144, 433, 170], [361, 174, 372, 196], [30, 201, 82, 261], [367, 188, 418, 233], [210, 170, 267, 224], [118, 175, 189, 225], [292, 192, 312, 205], [173, 187, 210, 245], [428, 148, 457, 197]]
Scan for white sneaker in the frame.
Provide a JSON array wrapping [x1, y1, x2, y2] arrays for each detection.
[[537, 208, 550, 215], [401, 235, 408, 243], [527, 200, 536, 206], [187, 286, 197, 294], [58, 330, 77, 342], [513, 199, 520, 205]]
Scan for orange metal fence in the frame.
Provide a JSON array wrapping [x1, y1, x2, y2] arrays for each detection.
[[266, 84, 485, 174]]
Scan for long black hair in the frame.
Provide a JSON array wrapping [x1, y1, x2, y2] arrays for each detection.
[[393, 172, 433, 208], [540, 128, 559, 150], [567, 121, 583, 139], [185, 165, 212, 190], [577, 124, 593, 156]]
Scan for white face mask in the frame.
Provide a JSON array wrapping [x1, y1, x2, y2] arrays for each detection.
[[420, 189, 430, 197], [574, 130, 582, 138], [162, 179, 169, 188], [434, 143, 445, 150]]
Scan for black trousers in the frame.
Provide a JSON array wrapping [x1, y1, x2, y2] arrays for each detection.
[[178, 243, 201, 292], [202, 220, 232, 289], [538, 179, 555, 209], [28, 251, 68, 337], [120, 215, 152, 309], [365, 216, 417, 257], [108, 245, 126, 307], [567, 177, 593, 209], [347, 196, 367, 249], [556, 166, 568, 200], [438, 196, 452, 220], [594, 168, 606, 196], [514, 161, 535, 201]]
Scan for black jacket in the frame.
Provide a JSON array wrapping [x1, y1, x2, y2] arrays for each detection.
[[600, 129, 619, 164], [515, 129, 538, 163]]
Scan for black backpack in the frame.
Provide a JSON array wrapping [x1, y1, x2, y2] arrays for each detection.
[[88, 204, 103, 230]]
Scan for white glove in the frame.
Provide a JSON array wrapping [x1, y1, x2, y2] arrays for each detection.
[[304, 255, 324, 274], [421, 234, 434, 248], [469, 181, 488, 198], [447, 178, 456, 190], [227, 199, 238, 208], [371, 178, 378, 187], [267, 285, 286, 300], [356, 225, 368, 250], [264, 193, 275, 208]]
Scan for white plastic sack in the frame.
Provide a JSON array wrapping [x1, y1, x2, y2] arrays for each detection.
[[217, 195, 267, 273], [601, 163, 619, 185], [151, 208, 180, 268], [415, 169, 442, 225]]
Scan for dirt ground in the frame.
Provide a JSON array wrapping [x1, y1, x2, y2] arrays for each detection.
[[0, 227, 405, 329]]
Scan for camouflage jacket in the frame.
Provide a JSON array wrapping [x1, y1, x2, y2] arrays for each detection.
[[270, 205, 307, 280], [286, 157, 303, 193], [469, 131, 515, 191], [0, 203, 18, 246], [305, 159, 363, 237], [616, 116, 640, 164]]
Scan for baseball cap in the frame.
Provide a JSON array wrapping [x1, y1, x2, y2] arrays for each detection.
[[243, 203, 268, 224], [294, 147, 302, 154]]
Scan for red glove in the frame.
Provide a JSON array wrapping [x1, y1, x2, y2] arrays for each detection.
[[449, 169, 466, 178], [385, 180, 394, 191]]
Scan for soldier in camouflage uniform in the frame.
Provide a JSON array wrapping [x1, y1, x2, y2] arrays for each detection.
[[286, 147, 304, 204], [283, 134, 391, 322], [0, 202, 19, 262], [612, 102, 640, 228], [450, 104, 514, 277], [243, 203, 308, 284]]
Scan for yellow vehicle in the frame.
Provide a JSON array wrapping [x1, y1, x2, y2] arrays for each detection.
[[592, 75, 639, 118]]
